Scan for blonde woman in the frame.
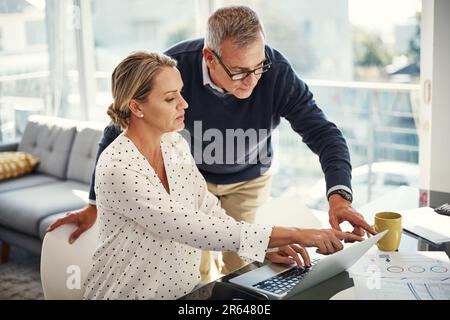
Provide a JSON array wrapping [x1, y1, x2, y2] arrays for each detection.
[[82, 51, 362, 300]]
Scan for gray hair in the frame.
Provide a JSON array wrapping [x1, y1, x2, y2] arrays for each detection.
[[205, 6, 265, 55]]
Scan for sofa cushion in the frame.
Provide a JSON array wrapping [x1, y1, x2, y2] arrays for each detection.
[[0, 181, 89, 237], [0, 173, 59, 193], [18, 115, 77, 179], [66, 126, 103, 184]]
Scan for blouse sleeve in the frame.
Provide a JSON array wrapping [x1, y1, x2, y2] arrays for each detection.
[[95, 162, 271, 263]]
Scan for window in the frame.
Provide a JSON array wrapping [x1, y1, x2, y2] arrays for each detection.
[[384, 173, 409, 186], [90, 0, 205, 122], [25, 20, 46, 46], [0, 0, 422, 208], [0, 27, 3, 51], [217, 0, 421, 204], [0, 0, 84, 143], [0, 0, 49, 144]]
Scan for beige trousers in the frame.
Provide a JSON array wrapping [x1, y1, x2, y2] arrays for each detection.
[[199, 171, 273, 282]]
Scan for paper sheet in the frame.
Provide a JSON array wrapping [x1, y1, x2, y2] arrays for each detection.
[[348, 250, 450, 280], [402, 207, 450, 244], [352, 277, 450, 300]]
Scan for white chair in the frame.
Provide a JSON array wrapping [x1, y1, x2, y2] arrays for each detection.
[[40, 222, 98, 300], [255, 195, 324, 229]]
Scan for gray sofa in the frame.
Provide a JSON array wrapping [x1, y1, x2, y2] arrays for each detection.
[[0, 115, 103, 260]]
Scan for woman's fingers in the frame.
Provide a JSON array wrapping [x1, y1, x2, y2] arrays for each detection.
[[282, 245, 304, 268], [334, 230, 364, 242], [316, 235, 340, 255], [315, 239, 328, 255], [266, 252, 295, 266], [291, 245, 311, 267], [268, 245, 312, 268], [329, 233, 344, 252], [323, 239, 335, 254]]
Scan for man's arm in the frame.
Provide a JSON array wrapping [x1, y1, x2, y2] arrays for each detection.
[[47, 123, 123, 243], [275, 63, 375, 236], [275, 63, 352, 195]]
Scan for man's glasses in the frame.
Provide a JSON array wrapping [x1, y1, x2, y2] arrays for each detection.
[[212, 50, 272, 81]]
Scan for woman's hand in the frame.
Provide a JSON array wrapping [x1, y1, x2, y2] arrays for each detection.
[[265, 244, 311, 268], [293, 228, 364, 255], [269, 227, 364, 255]]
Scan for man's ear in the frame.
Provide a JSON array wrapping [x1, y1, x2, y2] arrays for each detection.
[[128, 99, 142, 117], [203, 48, 215, 67]]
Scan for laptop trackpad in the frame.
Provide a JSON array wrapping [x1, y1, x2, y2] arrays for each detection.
[[230, 263, 294, 288]]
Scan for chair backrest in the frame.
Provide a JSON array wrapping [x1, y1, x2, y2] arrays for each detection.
[[255, 195, 324, 228], [40, 222, 98, 300]]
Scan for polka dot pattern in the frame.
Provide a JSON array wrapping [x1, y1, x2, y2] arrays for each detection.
[[83, 133, 272, 300]]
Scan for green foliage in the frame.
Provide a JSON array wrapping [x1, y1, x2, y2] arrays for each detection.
[[354, 30, 392, 67]]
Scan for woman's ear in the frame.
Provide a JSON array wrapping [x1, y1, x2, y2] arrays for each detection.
[[128, 99, 143, 118]]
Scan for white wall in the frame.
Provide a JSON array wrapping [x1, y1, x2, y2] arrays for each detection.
[[419, 0, 450, 206]]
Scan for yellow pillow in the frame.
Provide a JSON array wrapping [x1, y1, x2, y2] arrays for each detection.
[[0, 152, 40, 181]]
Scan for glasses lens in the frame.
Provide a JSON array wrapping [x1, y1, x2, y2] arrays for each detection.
[[231, 73, 248, 81], [254, 68, 264, 76], [229, 62, 271, 80]]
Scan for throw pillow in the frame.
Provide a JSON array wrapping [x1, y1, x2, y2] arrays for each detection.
[[0, 152, 40, 181]]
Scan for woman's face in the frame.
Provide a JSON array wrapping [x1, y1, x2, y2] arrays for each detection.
[[137, 66, 188, 133]]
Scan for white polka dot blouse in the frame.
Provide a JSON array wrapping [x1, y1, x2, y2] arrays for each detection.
[[83, 132, 272, 300]]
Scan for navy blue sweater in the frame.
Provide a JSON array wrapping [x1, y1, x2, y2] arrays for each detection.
[[88, 39, 352, 202]]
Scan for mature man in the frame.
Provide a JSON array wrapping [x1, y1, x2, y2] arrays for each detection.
[[49, 6, 376, 279]]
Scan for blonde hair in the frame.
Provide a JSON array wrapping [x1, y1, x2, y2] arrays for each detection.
[[205, 6, 264, 55], [107, 51, 177, 129]]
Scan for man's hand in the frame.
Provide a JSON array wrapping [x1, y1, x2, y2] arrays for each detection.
[[328, 194, 377, 241], [47, 205, 98, 244]]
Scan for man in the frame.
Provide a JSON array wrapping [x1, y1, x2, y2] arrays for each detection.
[[49, 6, 376, 279]]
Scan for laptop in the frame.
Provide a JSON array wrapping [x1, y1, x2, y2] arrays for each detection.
[[229, 230, 388, 299]]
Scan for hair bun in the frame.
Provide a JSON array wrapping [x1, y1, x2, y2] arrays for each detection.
[[107, 103, 129, 129]]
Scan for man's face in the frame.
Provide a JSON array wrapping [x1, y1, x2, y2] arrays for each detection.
[[205, 31, 266, 99]]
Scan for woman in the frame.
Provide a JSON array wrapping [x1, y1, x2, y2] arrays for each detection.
[[83, 51, 362, 300]]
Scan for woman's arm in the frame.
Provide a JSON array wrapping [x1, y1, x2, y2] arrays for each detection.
[[96, 165, 271, 263], [268, 226, 364, 255], [177, 135, 364, 257]]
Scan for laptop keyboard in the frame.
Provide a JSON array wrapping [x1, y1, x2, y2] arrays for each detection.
[[253, 259, 320, 295]]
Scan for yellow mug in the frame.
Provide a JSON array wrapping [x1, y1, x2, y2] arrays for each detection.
[[369, 212, 402, 251]]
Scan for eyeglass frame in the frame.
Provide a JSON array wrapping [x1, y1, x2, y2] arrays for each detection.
[[211, 49, 272, 81]]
